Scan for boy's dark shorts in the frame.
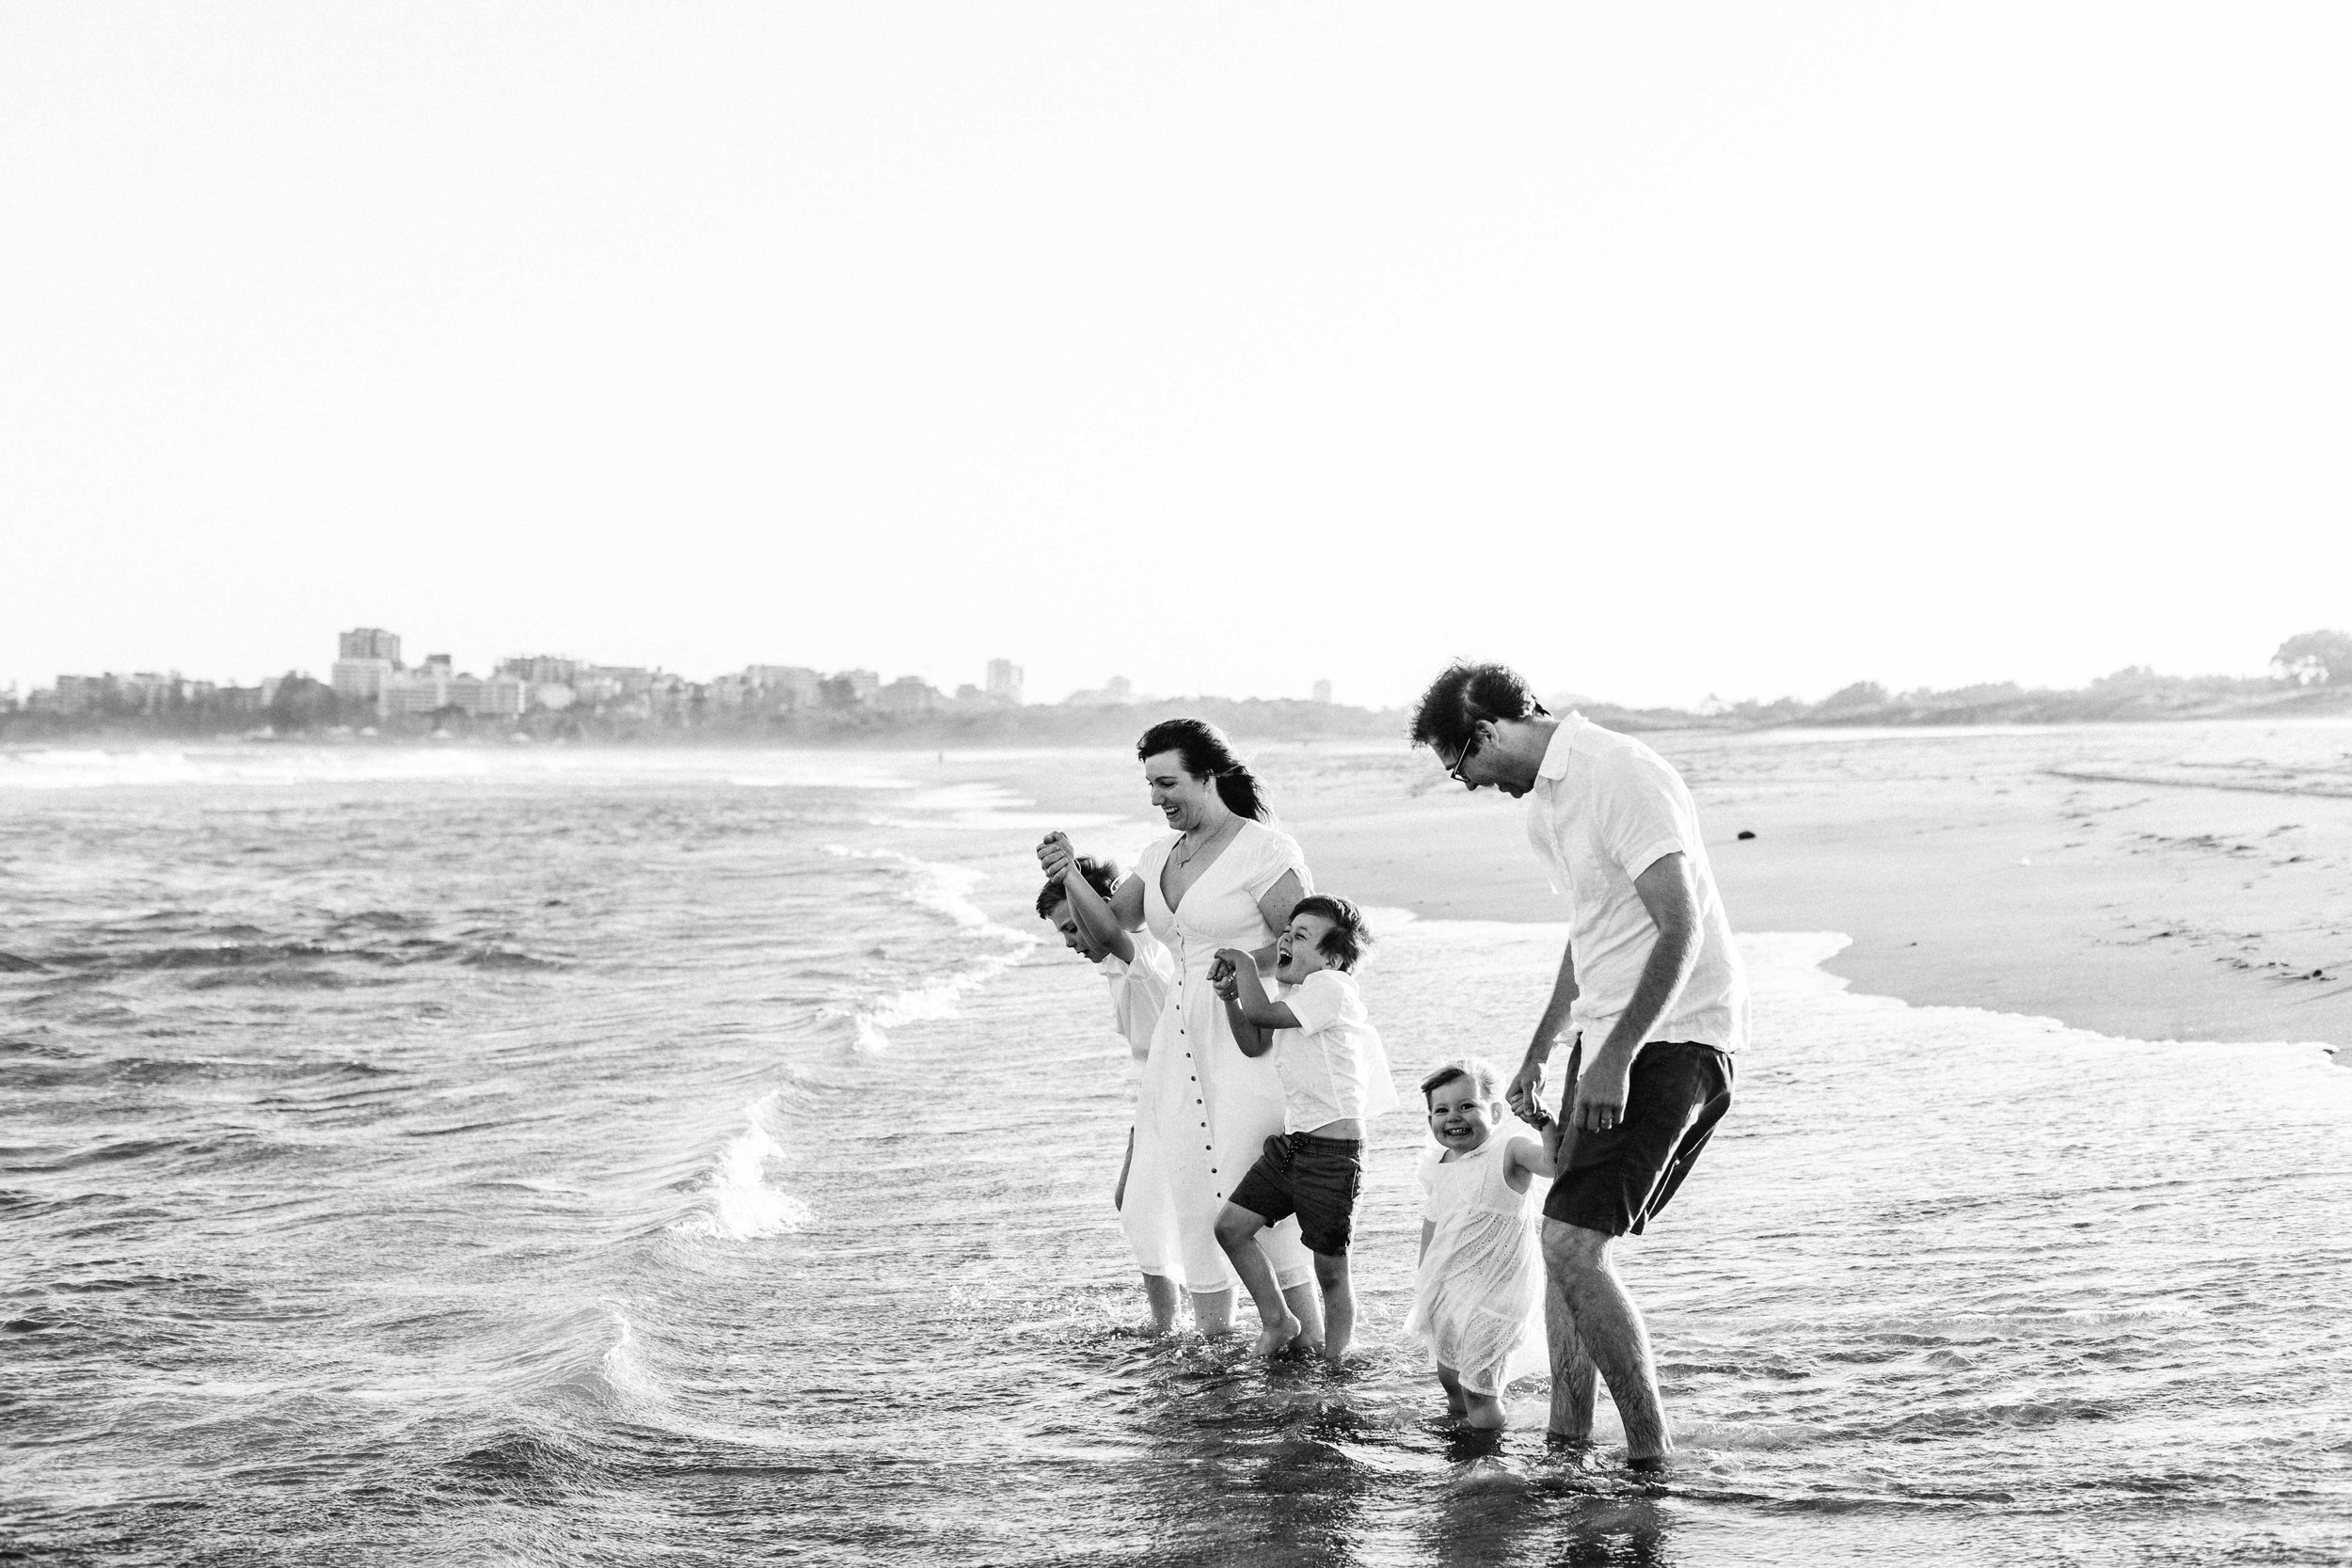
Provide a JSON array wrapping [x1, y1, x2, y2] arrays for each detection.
[[1543, 1042, 1734, 1238], [1229, 1132, 1362, 1255]]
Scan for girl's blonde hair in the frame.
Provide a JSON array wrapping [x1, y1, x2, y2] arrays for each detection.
[[1419, 1054, 1503, 1105]]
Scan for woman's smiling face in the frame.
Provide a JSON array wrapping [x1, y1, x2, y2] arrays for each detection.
[[1143, 750, 1216, 832]]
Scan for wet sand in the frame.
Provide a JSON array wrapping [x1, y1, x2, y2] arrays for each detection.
[[981, 719, 2352, 1053]]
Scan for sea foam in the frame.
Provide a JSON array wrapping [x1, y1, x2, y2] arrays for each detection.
[[675, 1096, 813, 1240]]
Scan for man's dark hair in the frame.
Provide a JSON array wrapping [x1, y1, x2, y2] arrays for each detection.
[[1036, 855, 1121, 920], [1408, 661, 1550, 754], [1289, 894, 1372, 973]]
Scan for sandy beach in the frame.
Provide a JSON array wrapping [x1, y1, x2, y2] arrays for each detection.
[[982, 718, 2352, 1054]]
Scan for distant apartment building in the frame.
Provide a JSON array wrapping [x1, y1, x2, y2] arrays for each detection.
[[818, 669, 880, 708], [54, 674, 106, 715], [340, 628, 402, 662], [496, 655, 580, 687], [333, 627, 405, 705], [379, 652, 526, 721], [1063, 675, 1136, 706], [876, 676, 940, 716], [986, 658, 1024, 705], [1312, 679, 1333, 705], [745, 665, 823, 708]]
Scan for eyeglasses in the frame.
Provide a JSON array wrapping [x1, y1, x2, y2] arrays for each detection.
[[1442, 728, 1482, 786]]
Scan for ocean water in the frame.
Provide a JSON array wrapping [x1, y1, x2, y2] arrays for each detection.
[[4, 747, 2348, 1567]]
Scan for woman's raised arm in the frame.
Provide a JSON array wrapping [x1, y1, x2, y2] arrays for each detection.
[[1249, 868, 1307, 965]]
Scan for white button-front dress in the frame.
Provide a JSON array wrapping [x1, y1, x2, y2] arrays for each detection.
[[1120, 819, 1315, 1295]]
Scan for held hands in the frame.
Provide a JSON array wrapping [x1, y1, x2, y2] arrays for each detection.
[[1036, 831, 1075, 881], [1208, 947, 1253, 1001], [1504, 1058, 1547, 1124]]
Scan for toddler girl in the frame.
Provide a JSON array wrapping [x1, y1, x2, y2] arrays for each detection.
[[1405, 1055, 1565, 1429]]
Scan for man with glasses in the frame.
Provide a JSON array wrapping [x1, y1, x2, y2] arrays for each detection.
[[1410, 660, 1746, 1471]]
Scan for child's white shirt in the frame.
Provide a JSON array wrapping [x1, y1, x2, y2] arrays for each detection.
[[1095, 933, 1171, 1066], [1271, 969, 1399, 1130]]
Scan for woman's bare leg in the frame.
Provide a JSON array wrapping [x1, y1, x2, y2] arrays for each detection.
[[1139, 1273, 1180, 1334]]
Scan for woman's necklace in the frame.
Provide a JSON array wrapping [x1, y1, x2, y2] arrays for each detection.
[[1171, 812, 1238, 869]]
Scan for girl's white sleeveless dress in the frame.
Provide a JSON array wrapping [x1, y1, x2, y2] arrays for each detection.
[[1406, 1136, 1548, 1395], [1121, 819, 1314, 1295]]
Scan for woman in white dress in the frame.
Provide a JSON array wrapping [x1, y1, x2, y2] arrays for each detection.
[[1040, 719, 1325, 1339]]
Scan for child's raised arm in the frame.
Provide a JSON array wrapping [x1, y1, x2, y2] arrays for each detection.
[[1040, 832, 1140, 959], [1214, 958, 1271, 1057], [1213, 947, 1301, 1030]]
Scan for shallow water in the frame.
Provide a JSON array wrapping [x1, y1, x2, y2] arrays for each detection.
[[4, 747, 2348, 1566]]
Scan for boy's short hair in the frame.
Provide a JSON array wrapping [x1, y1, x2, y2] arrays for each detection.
[[1035, 855, 1121, 920], [1421, 1055, 1503, 1104], [1288, 894, 1372, 972], [1408, 661, 1550, 755]]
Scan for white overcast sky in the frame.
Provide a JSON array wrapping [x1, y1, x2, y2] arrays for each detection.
[[4, 4, 2346, 708]]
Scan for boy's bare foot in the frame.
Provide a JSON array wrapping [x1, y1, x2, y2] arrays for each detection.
[[1252, 1312, 1302, 1356]]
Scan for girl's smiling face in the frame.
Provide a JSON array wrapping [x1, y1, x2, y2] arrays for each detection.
[[1425, 1077, 1502, 1153], [1142, 750, 1218, 832]]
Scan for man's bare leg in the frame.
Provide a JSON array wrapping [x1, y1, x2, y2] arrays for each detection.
[[1139, 1272, 1180, 1335], [1544, 1249, 1599, 1442], [1214, 1206, 1299, 1354], [1541, 1219, 1672, 1464], [1191, 1286, 1235, 1337]]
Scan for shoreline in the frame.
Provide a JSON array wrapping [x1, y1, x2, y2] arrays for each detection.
[[976, 723, 2352, 1055]]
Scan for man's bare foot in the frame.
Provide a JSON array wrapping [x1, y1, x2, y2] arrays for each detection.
[[1252, 1312, 1301, 1356]]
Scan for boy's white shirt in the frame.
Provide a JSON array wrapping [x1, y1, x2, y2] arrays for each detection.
[[1094, 932, 1171, 1066], [1270, 969, 1400, 1130]]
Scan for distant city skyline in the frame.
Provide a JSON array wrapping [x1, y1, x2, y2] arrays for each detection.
[[2, 628, 1340, 717]]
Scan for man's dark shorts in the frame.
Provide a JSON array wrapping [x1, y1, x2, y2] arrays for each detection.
[[1543, 1042, 1734, 1237], [1229, 1132, 1362, 1255]]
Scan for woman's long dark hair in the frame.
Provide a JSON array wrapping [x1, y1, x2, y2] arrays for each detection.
[[1135, 718, 1270, 821]]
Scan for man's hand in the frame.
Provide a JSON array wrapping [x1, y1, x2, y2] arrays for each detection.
[[1036, 831, 1075, 880], [1505, 1057, 1547, 1122], [1571, 1041, 1635, 1133]]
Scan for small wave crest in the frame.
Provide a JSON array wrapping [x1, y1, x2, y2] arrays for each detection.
[[821, 845, 1036, 1051], [675, 1097, 813, 1240]]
